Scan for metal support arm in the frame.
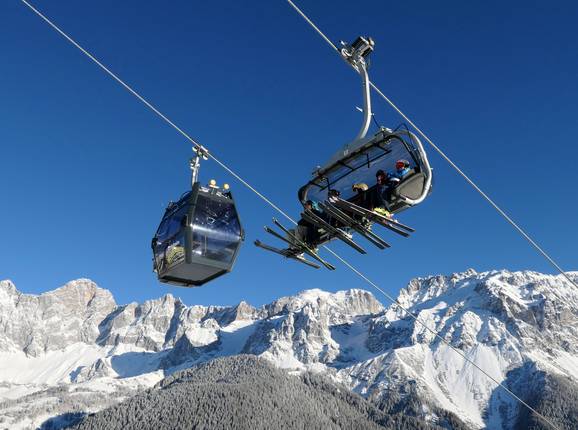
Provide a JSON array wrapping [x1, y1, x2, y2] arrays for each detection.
[[355, 62, 371, 141], [190, 145, 209, 187], [340, 36, 375, 142]]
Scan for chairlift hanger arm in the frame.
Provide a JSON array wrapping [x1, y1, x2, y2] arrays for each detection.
[[355, 62, 371, 140], [340, 37, 374, 141]]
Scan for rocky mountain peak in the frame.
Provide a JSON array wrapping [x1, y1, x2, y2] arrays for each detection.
[[216, 301, 258, 326], [396, 269, 478, 309], [46, 278, 116, 312], [0, 280, 19, 309], [265, 288, 383, 321], [0, 279, 117, 356], [0, 279, 17, 294]]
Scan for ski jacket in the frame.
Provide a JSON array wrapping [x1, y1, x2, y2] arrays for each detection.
[[392, 167, 410, 179]]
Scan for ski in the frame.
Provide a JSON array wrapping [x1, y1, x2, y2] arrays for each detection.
[[270, 220, 336, 270], [301, 210, 367, 254], [319, 202, 391, 249], [330, 197, 414, 237], [330, 197, 412, 231], [254, 240, 321, 269], [322, 201, 393, 248]]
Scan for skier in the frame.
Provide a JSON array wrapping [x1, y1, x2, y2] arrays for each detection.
[[372, 170, 394, 218], [352, 183, 370, 209], [295, 200, 321, 247], [392, 159, 411, 180]]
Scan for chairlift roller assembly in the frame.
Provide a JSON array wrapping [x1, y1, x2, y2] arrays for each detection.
[[152, 147, 244, 287], [256, 36, 433, 269]]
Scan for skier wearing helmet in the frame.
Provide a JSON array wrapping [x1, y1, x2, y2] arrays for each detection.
[[392, 159, 411, 180], [352, 182, 370, 209]]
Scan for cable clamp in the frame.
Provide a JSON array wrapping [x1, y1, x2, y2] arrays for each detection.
[[194, 145, 209, 160], [340, 36, 374, 69]]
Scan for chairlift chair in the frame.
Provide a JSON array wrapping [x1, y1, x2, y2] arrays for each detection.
[[255, 36, 433, 270]]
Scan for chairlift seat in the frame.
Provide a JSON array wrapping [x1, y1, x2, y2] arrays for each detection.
[[388, 172, 426, 213]]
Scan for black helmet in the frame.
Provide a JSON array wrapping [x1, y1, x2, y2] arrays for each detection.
[[376, 169, 386, 178]]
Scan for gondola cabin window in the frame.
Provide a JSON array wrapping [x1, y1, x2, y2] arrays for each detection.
[[191, 194, 242, 264], [153, 202, 188, 272]]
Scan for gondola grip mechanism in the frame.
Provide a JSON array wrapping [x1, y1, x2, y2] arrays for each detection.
[[190, 145, 209, 187]]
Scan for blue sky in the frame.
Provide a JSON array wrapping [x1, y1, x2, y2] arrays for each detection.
[[1, 0, 577, 307]]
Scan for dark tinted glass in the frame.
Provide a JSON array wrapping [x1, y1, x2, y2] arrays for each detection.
[[154, 205, 188, 272], [191, 194, 242, 264]]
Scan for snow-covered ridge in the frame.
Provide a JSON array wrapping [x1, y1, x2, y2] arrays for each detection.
[[1, 269, 577, 429]]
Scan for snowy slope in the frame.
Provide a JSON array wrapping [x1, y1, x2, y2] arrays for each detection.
[[0, 270, 576, 429]]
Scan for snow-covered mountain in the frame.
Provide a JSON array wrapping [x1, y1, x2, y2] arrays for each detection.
[[0, 269, 576, 429]]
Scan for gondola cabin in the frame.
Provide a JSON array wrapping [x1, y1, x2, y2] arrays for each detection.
[[152, 181, 244, 287]]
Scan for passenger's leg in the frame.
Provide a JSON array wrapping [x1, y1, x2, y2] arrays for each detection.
[[294, 225, 308, 245]]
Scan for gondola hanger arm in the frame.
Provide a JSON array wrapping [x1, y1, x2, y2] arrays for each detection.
[[190, 145, 209, 186]]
